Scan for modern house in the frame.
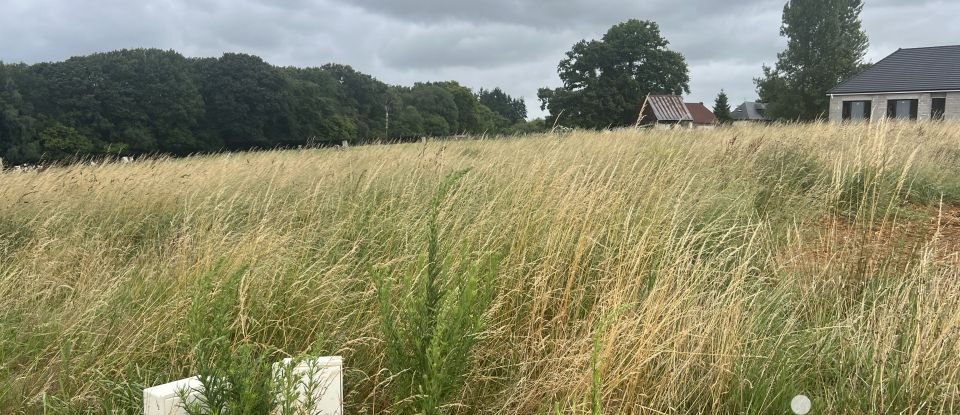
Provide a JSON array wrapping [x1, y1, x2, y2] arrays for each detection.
[[828, 45, 960, 122], [638, 95, 717, 129], [731, 102, 770, 122]]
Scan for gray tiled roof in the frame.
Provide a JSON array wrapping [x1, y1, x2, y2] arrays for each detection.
[[829, 45, 960, 95], [731, 102, 768, 121]]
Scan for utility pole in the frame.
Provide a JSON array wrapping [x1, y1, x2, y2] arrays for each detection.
[[384, 104, 390, 139]]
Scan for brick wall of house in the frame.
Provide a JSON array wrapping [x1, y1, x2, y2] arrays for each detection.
[[919, 94, 932, 119], [829, 93, 936, 122], [828, 96, 843, 121], [945, 92, 960, 120], [829, 94, 888, 122]]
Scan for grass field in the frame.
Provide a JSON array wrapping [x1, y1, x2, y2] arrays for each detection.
[[2, 122, 960, 414]]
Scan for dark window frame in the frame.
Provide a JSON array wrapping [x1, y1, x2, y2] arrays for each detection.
[[932, 97, 946, 120], [886, 99, 919, 120], [842, 100, 872, 121]]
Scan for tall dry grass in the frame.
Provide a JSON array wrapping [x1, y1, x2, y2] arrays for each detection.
[[1, 121, 960, 414]]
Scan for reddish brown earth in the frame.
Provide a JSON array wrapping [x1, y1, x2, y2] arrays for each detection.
[[779, 205, 960, 281]]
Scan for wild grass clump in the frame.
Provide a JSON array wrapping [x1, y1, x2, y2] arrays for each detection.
[[373, 169, 498, 414], [1, 121, 960, 413], [752, 141, 825, 212], [180, 262, 275, 414]]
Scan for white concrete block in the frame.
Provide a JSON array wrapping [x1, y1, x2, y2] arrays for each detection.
[[273, 356, 343, 415], [144, 356, 343, 415], [143, 376, 203, 415]]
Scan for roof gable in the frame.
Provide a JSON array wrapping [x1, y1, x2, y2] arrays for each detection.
[[684, 103, 717, 124], [731, 102, 768, 120], [642, 95, 693, 122], [829, 45, 960, 95]]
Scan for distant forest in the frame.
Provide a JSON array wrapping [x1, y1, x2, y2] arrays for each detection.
[[0, 49, 540, 165]]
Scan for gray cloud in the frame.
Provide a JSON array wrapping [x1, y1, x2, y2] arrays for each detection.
[[2, 0, 956, 118], [331, 0, 767, 31], [379, 23, 574, 70]]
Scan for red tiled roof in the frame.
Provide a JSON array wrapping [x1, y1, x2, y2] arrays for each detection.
[[684, 102, 718, 125]]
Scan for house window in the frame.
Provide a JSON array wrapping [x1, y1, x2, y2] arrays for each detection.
[[932, 97, 946, 120], [841, 100, 871, 121], [887, 99, 918, 120]]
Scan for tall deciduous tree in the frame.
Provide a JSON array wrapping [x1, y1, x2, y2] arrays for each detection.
[[755, 0, 868, 121], [713, 90, 732, 124], [538, 19, 689, 129]]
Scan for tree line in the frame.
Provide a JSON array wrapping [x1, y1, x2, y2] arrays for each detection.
[[0, 49, 540, 165]]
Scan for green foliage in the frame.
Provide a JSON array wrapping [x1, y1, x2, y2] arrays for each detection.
[[505, 118, 548, 136], [439, 81, 488, 134], [182, 344, 275, 415], [197, 53, 291, 150], [180, 262, 275, 415], [373, 169, 499, 415], [0, 62, 41, 163], [38, 124, 93, 161], [178, 263, 329, 415], [713, 90, 732, 124], [756, 0, 869, 120], [0, 50, 527, 164], [752, 143, 826, 216], [478, 87, 527, 125], [538, 19, 690, 129], [391, 106, 425, 139], [833, 166, 920, 219]]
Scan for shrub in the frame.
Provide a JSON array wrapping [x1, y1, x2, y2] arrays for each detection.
[[373, 169, 499, 414]]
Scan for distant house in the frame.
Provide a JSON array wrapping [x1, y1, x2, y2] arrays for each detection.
[[638, 95, 718, 129], [685, 102, 718, 128], [638, 95, 692, 128], [731, 102, 770, 122], [828, 45, 960, 122]]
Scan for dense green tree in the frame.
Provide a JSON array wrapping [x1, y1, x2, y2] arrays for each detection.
[[39, 123, 93, 160], [407, 83, 459, 136], [197, 53, 291, 150], [7, 50, 206, 157], [19, 59, 113, 151], [538, 19, 689, 129], [0, 62, 16, 154], [755, 0, 868, 120], [0, 62, 41, 163], [90, 50, 204, 154], [321, 64, 390, 140], [713, 90, 732, 124], [283, 68, 359, 144], [478, 87, 526, 125], [472, 104, 502, 135], [127, 50, 205, 154], [392, 106, 425, 138], [437, 81, 485, 134]]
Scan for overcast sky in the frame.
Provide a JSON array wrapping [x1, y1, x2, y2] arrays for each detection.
[[1, 0, 956, 118]]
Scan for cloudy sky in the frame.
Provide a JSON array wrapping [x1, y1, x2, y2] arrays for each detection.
[[1, 0, 955, 118]]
